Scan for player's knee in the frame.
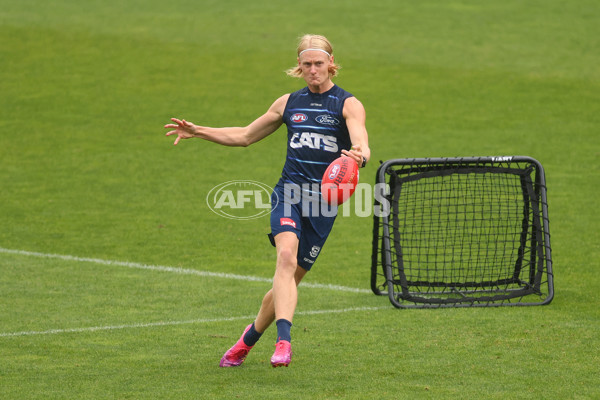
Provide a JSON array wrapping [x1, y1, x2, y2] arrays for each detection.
[[276, 247, 297, 270]]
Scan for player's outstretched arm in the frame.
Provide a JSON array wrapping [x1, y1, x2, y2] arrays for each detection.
[[165, 94, 289, 146]]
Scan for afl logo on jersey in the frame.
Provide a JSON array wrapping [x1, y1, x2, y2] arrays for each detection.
[[291, 113, 308, 123]]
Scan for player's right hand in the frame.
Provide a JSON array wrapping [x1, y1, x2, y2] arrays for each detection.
[[164, 118, 196, 145]]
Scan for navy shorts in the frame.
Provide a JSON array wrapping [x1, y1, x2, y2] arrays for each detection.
[[268, 182, 337, 271]]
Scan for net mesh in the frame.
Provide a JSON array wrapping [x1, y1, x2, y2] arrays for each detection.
[[371, 158, 553, 308]]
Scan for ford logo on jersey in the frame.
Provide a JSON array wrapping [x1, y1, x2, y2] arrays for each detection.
[[316, 114, 339, 125], [291, 113, 308, 123]]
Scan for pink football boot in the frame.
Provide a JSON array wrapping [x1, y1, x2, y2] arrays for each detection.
[[219, 324, 253, 367], [270, 340, 292, 367]]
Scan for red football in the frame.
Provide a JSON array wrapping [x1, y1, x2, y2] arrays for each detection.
[[321, 156, 359, 205]]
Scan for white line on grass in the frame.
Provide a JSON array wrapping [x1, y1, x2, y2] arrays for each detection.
[[0, 306, 387, 338], [0, 247, 370, 294]]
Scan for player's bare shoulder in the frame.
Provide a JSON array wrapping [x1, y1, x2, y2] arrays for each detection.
[[270, 93, 291, 117], [343, 96, 366, 120]]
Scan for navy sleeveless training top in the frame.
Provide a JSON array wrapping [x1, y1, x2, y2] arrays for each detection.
[[279, 84, 354, 187]]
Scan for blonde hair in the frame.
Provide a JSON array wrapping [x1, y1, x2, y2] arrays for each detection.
[[286, 34, 340, 78]]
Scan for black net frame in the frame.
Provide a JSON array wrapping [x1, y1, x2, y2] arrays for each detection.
[[371, 156, 553, 308]]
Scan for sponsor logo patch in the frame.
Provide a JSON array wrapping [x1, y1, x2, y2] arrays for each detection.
[[280, 218, 297, 228], [291, 113, 308, 123], [316, 114, 339, 125]]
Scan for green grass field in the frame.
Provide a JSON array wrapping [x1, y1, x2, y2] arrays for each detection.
[[1, 0, 599, 398]]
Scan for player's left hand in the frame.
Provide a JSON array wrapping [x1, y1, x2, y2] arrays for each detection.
[[341, 145, 363, 167]]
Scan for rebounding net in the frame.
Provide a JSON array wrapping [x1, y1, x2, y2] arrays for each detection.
[[371, 156, 553, 308]]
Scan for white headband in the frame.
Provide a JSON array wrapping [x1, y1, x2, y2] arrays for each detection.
[[299, 48, 331, 57]]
